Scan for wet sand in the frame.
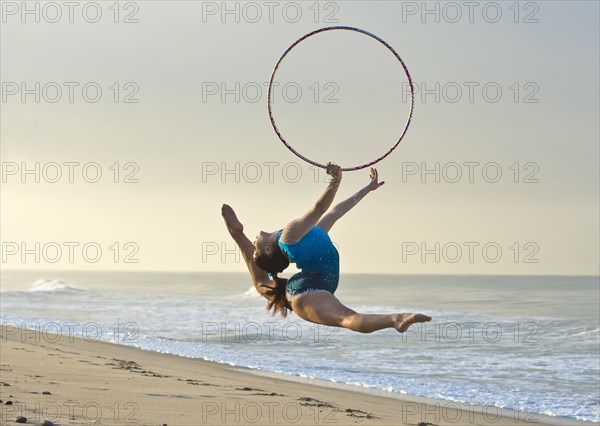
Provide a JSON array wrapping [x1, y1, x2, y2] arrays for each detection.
[[0, 324, 587, 426]]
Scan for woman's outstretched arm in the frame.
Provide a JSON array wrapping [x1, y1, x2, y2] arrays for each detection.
[[316, 168, 384, 233], [221, 204, 274, 297], [280, 162, 342, 244]]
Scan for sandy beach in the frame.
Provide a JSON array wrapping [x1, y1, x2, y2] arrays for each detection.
[[0, 324, 589, 426]]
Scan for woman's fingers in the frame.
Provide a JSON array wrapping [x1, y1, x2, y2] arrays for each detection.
[[326, 162, 342, 179], [367, 168, 385, 190], [370, 168, 378, 182]]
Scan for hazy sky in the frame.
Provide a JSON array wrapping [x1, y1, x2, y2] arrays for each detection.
[[1, 1, 598, 275]]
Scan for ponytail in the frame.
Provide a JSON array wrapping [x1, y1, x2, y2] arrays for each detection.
[[265, 272, 291, 318], [253, 233, 291, 317]]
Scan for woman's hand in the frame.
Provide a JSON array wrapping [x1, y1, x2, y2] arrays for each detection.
[[326, 162, 342, 183], [367, 168, 385, 191], [221, 204, 244, 235]]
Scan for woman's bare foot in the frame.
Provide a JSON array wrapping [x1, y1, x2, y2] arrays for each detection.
[[221, 204, 243, 235], [394, 313, 432, 333]]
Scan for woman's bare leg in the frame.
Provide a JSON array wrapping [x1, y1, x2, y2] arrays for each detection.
[[292, 292, 431, 334]]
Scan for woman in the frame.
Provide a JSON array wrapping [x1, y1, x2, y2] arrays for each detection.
[[221, 163, 431, 333]]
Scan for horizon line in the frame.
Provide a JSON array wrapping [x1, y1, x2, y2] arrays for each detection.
[[1, 268, 599, 279]]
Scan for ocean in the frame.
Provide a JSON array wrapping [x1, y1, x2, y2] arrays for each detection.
[[1, 271, 598, 423]]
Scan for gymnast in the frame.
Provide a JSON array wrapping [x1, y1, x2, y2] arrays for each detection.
[[221, 163, 431, 333]]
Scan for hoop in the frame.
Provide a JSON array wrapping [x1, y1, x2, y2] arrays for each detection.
[[267, 26, 415, 172]]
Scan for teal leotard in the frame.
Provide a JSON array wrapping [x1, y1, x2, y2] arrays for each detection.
[[276, 226, 340, 301]]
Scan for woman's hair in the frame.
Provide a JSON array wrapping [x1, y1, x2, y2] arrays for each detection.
[[264, 273, 290, 318], [254, 239, 290, 317]]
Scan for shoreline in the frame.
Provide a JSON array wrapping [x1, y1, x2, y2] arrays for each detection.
[[0, 325, 592, 426], [234, 368, 593, 426]]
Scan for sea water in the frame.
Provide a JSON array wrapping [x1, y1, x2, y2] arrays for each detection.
[[1, 271, 598, 422]]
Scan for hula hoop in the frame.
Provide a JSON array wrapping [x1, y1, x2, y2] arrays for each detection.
[[267, 26, 415, 172]]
